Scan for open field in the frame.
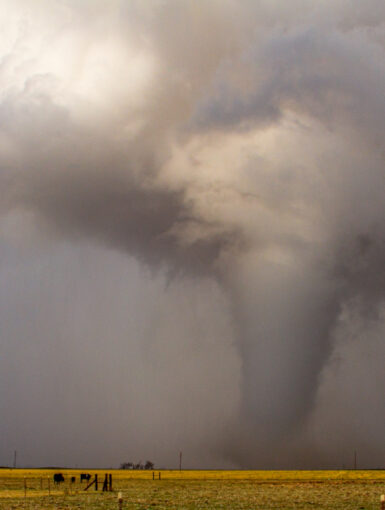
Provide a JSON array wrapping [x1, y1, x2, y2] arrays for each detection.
[[1, 469, 385, 509]]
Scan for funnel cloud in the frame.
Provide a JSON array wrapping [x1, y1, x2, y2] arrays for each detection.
[[1, 0, 385, 468]]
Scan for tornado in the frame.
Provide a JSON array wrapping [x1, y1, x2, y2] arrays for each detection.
[[2, 0, 385, 468]]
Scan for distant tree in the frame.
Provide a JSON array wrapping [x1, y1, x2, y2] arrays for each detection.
[[120, 462, 133, 469], [121, 460, 152, 470]]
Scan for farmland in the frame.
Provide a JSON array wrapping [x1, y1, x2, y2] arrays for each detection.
[[1, 469, 385, 509]]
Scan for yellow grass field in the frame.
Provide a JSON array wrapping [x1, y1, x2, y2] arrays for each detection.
[[1, 468, 385, 509]]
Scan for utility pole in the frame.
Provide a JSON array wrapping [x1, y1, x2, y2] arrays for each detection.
[[13, 451, 17, 469], [179, 451, 182, 471]]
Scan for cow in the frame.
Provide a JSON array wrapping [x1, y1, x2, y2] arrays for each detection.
[[53, 473, 64, 485], [80, 473, 91, 483]]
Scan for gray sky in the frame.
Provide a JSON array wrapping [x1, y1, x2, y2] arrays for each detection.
[[1, 0, 385, 469]]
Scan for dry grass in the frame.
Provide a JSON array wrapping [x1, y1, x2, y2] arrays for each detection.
[[0, 469, 385, 509]]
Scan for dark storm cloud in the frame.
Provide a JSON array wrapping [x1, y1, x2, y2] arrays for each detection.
[[1, 0, 385, 468]]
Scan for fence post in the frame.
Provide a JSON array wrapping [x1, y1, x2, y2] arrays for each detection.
[[109, 473, 112, 491], [24, 478, 27, 498], [95, 474, 98, 491], [118, 491, 123, 510], [48, 477, 50, 496], [103, 474, 108, 491], [381, 494, 385, 510]]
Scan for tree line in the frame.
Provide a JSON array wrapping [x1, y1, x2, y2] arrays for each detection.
[[120, 460, 154, 470]]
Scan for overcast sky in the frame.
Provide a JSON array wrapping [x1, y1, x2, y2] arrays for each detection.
[[1, 0, 385, 469]]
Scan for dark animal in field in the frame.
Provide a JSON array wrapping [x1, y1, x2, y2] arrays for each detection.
[[80, 473, 91, 482], [71, 476, 76, 483], [53, 473, 64, 485]]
